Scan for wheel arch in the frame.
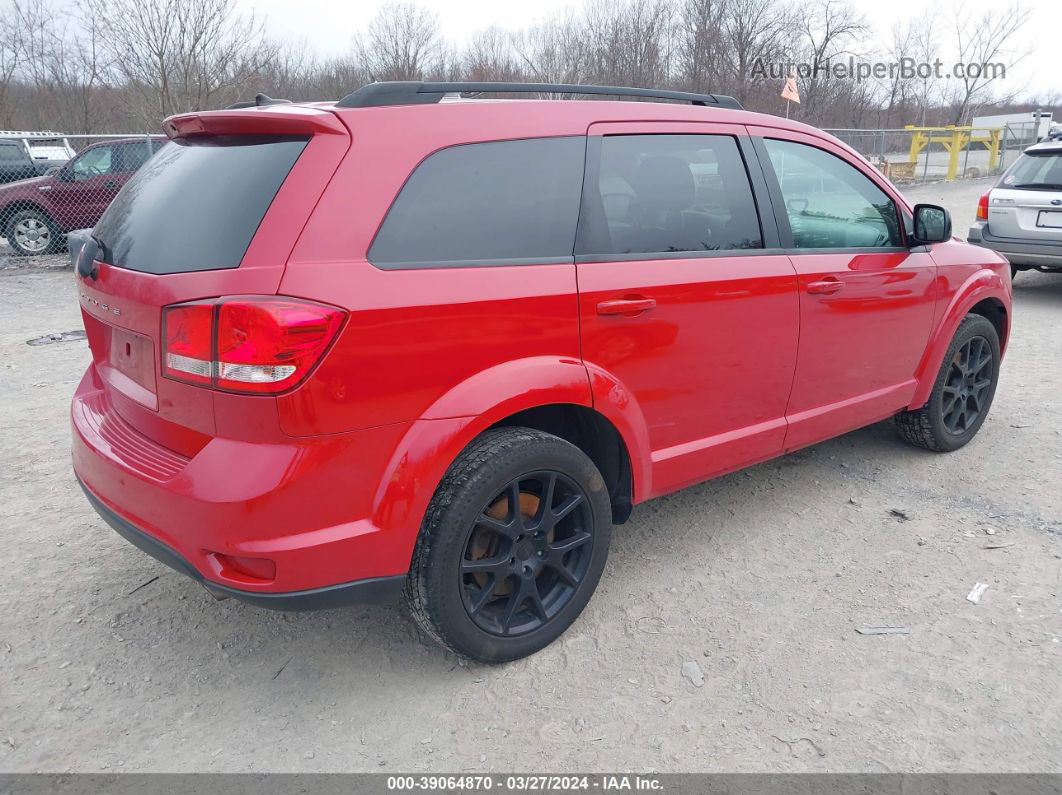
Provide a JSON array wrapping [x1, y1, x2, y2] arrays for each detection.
[[489, 403, 635, 524], [0, 199, 55, 229], [910, 271, 1009, 409]]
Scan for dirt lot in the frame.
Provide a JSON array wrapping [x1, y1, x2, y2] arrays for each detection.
[[1, 178, 1060, 773]]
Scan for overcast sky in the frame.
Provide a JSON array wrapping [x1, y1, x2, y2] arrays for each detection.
[[243, 0, 1056, 103]]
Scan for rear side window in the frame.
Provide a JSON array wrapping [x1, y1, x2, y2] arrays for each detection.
[[94, 135, 307, 274], [577, 134, 763, 257], [369, 136, 586, 268], [112, 141, 156, 172]]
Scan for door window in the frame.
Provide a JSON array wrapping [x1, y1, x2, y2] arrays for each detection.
[[112, 141, 155, 172], [577, 134, 763, 257], [369, 136, 586, 268], [763, 139, 902, 249], [71, 146, 115, 180]]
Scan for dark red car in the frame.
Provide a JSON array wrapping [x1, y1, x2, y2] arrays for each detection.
[[1, 137, 162, 256], [72, 83, 1011, 662]]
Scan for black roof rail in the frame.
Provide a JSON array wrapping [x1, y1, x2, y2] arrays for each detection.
[[226, 93, 292, 110], [336, 81, 743, 111]]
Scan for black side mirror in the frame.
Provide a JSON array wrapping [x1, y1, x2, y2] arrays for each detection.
[[911, 204, 952, 245]]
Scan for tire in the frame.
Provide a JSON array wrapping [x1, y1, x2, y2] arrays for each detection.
[[406, 427, 612, 663], [895, 314, 1001, 452], [4, 208, 61, 256]]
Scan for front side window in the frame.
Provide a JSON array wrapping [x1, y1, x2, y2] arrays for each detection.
[[764, 139, 902, 249], [71, 146, 114, 180], [577, 133, 763, 257], [369, 136, 586, 268]]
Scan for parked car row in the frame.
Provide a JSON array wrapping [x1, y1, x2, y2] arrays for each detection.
[[0, 136, 164, 256]]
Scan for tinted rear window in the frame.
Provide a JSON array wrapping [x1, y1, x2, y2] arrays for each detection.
[[369, 136, 586, 268], [1001, 150, 1062, 190], [94, 136, 307, 274]]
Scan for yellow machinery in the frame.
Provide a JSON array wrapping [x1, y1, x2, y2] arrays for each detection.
[[904, 125, 1003, 182]]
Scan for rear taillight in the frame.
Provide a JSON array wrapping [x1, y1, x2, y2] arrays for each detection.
[[977, 192, 989, 220], [162, 297, 345, 394]]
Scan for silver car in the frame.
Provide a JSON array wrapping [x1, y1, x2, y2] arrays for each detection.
[[968, 139, 1062, 277]]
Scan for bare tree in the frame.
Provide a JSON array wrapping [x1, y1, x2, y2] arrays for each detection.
[[463, 26, 520, 82], [583, 0, 674, 89], [792, 0, 867, 118], [722, 0, 789, 103], [511, 11, 591, 89], [948, 1, 1031, 124], [676, 0, 727, 94], [81, 0, 276, 125], [354, 2, 446, 82]]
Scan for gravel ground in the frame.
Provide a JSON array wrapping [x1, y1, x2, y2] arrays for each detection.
[[1, 180, 1060, 773]]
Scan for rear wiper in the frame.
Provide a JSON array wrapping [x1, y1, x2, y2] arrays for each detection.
[[1011, 183, 1062, 190], [76, 235, 108, 280]]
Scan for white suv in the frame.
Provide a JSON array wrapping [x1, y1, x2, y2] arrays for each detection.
[[968, 139, 1062, 277]]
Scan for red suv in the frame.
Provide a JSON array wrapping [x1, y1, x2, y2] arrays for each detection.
[[72, 83, 1011, 662]]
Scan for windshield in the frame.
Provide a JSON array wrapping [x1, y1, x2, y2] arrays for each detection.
[[93, 135, 307, 274], [1000, 150, 1062, 190]]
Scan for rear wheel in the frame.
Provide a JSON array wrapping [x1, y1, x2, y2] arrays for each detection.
[[406, 428, 612, 663], [895, 314, 1000, 452], [5, 208, 61, 256]]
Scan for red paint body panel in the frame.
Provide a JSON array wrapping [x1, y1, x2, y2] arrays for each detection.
[[578, 254, 799, 497], [70, 98, 1012, 597]]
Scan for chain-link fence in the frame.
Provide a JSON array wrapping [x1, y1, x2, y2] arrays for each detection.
[[825, 122, 1043, 186], [1, 133, 160, 258]]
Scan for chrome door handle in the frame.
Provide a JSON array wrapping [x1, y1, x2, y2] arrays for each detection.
[[807, 279, 844, 295], [596, 297, 657, 315]]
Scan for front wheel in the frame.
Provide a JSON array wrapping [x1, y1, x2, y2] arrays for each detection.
[[406, 427, 612, 663], [895, 314, 1001, 452]]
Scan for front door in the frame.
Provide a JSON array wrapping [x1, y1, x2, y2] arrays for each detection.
[[51, 143, 121, 230], [576, 123, 800, 497], [751, 130, 938, 450]]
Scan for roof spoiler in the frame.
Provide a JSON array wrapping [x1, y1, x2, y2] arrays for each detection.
[[164, 104, 347, 140], [336, 81, 743, 111]]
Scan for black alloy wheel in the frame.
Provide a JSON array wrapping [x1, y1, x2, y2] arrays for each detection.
[[941, 335, 994, 436], [460, 470, 594, 637]]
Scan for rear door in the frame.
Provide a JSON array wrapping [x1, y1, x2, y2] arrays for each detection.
[[77, 109, 350, 452], [575, 122, 799, 496], [750, 129, 937, 450], [989, 148, 1062, 242]]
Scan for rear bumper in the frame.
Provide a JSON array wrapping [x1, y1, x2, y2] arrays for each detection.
[[968, 223, 1062, 268], [71, 365, 416, 601], [79, 479, 405, 609]]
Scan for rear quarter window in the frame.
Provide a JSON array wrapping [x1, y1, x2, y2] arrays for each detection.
[[94, 135, 307, 274], [369, 136, 586, 268]]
